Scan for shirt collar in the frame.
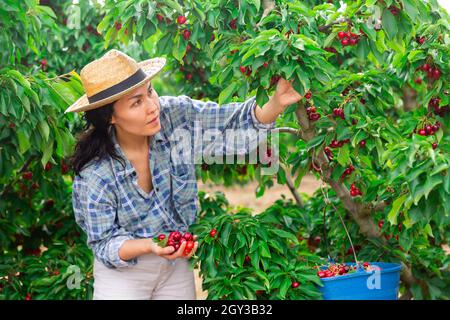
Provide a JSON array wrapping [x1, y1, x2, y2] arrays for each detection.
[[110, 127, 165, 180]]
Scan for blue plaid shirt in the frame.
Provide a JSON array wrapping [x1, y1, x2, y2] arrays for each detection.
[[72, 95, 275, 269]]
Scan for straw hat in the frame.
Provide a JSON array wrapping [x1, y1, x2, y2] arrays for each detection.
[[64, 49, 166, 113]]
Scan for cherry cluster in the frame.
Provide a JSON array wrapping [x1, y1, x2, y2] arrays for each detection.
[[337, 31, 360, 47], [341, 164, 355, 180], [350, 183, 362, 197], [239, 66, 252, 77], [417, 63, 441, 81], [306, 106, 321, 121], [415, 121, 441, 137], [329, 138, 350, 148], [333, 107, 345, 119], [316, 262, 375, 279], [429, 98, 449, 117]]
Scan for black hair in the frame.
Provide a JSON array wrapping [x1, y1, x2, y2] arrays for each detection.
[[69, 102, 126, 176]]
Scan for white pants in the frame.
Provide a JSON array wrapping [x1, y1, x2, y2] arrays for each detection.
[[93, 254, 196, 300]]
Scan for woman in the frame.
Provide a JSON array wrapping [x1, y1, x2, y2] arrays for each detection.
[[67, 49, 302, 300]]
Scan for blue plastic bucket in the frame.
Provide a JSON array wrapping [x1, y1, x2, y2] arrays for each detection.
[[318, 262, 402, 300]]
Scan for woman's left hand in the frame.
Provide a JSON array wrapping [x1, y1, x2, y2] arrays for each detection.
[[272, 78, 303, 110]]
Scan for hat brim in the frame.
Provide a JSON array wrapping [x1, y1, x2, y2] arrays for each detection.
[[64, 57, 166, 113]]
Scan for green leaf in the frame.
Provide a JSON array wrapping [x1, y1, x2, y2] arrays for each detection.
[[337, 143, 350, 166], [382, 8, 398, 39], [306, 134, 325, 151], [165, 0, 183, 13], [255, 86, 269, 108], [401, 0, 419, 21], [38, 121, 50, 142], [220, 223, 232, 246], [219, 82, 239, 104], [387, 193, 407, 225], [259, 241, 271, 258], [172, 34, 186, 62], [279, 277, 291, 299], [17, 129, 31, 154]]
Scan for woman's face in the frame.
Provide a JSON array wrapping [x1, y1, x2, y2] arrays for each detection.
[[111, 80, 161, 137]]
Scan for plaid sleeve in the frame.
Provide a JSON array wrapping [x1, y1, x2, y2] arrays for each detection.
[[161, 95, 276, 156], [72, 173, 137, 269], [179, 95, 276, 131]]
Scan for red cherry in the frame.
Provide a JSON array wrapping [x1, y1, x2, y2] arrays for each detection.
[[359, 139, 366, 147], [307, 106, 316, 113], [41, 59, 47, 66], [45, 199, 55, 208], [61, 163, 69, 174], [422, 63, 430, 72], [183, 240, 195, 255], [209, 229, 217, 237], [182, 29, 191, 40], [263, 62, 269, 68], [432, 142, 438, 150], [183, 232, 193, 241], [25, 294, 31, 300], [177, 15, 187, 25], [337, 31, 346, 39], [418, 129, 426, 136], [341, 39, 349, 46], [350, 189, 359, 197], [156, 14, 164, 22], [305, 92, 312, 99], [245, 255, 251, 263], [314, 236, 321, 244], [317, 271, 326, 278], [414, 78, 422, 84], [324, 146, 331, 154], [349, 38, 358, 46], [291, 281, 300, 288], [239, 66, 247, 74], [378, 220, 384, 229], [157, 234, 165, 241], [432, 69, 441, 80], [229, 19, 237, 30], [22, 171, 33, 180], [417, 37, 425, 44], [114, 22, 122, 31], [185, 73, 192, 80], [172, 231, 182, 242]]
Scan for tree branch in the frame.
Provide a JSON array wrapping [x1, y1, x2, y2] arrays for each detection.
[[271, 127, 301, 135], [282, 165, 304, 207]]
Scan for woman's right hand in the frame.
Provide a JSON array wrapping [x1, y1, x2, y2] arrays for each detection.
[[148, 239, 196, 260]]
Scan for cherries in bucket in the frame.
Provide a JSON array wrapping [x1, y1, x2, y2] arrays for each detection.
[[153, 231, 195, 256], [316, 262, 376, 278]]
